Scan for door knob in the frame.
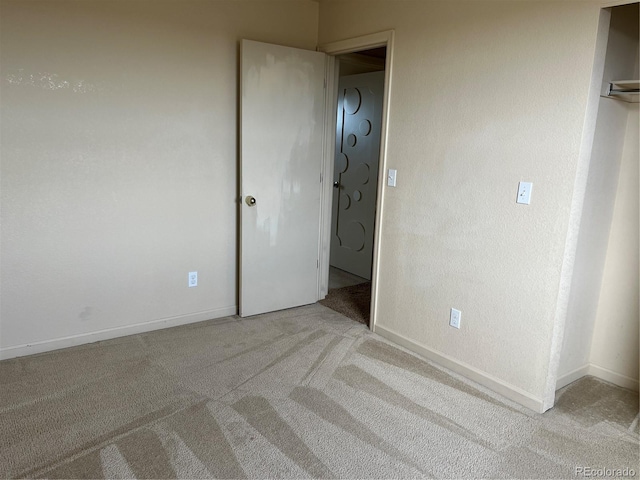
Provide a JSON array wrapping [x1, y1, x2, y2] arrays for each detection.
[[245, 196, 256, 206], [333, 182, 340, 189]]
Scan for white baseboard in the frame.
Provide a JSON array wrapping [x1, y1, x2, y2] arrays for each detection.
[[374, 324, 546, 413], [0, 306, 237, 361], [588, 363, 639, 391], [555, 364, 591, 390], [556, 363, 639, 391]]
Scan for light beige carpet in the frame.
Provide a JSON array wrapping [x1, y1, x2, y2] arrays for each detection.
[[0, 303, 638, 479]]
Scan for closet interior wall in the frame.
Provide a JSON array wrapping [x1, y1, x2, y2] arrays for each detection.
[[557, 2, 639, 391]]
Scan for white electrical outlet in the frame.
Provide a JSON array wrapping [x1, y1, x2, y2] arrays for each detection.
[[188, 271, 198, 287], [450, 308, 461, 329]]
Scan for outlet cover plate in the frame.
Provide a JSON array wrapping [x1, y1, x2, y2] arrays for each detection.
[[188, 271, 198, 287]]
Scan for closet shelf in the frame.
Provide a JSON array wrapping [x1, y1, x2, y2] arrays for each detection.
[[606, 80, 640, 103]]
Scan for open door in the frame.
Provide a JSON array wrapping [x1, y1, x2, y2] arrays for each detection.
[[239, 40, 326, 317], [330, 71, 384, 280]]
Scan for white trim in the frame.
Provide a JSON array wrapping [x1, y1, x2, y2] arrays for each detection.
[[555, 364, 592, 390], [318, 55, 339, 300], [318, 31, 393, 56], [375, 324, 546, 413], [318, 30, 395, 331], [556, 363, 639, 391], [588, 364, 640, 391], [0, 306, 237, 361]]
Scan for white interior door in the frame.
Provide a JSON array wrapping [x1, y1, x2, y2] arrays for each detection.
[[330, 72, 384, 280], [240, 40, 326, 317]]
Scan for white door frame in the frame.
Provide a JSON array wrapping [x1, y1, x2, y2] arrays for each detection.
[[317, 30, 395, 332]]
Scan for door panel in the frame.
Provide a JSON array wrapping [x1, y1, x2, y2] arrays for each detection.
[[330, 72, 384, 280], [240, 40, 326, 317]]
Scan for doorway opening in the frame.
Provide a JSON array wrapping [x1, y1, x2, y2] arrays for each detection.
[[319, 44, 389, 328]]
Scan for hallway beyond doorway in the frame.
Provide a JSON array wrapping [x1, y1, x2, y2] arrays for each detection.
[[328, 266, 368, 290]]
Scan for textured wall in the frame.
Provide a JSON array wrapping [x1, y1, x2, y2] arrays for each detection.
[[0, 0, 319, 354], [1, 0, 621, 410], [589, 104, 639, 387], [319, 0, 602, 408], [557, 2, 639, 388], [557, 98, 629, 379]]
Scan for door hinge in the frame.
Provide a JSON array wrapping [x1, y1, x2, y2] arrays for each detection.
[[317, 259, 319, 268]]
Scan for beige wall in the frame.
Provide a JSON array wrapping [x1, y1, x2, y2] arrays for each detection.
[[588, 7, 639, 389], [1, 0, 626, 411], [0, 0, 319, 356], [557, 97, 629, 381], [557, 2, 638, 390], [319, 0, 603, 411], [589, 104, 639, 388]]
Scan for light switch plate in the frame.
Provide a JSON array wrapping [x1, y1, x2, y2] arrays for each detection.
[[388, 169, 397, 187], [450, 308, 461, 329], [517, 182, 532, 205]]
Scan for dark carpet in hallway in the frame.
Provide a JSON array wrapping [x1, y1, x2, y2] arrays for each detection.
[[319, 282, 371, 326]]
